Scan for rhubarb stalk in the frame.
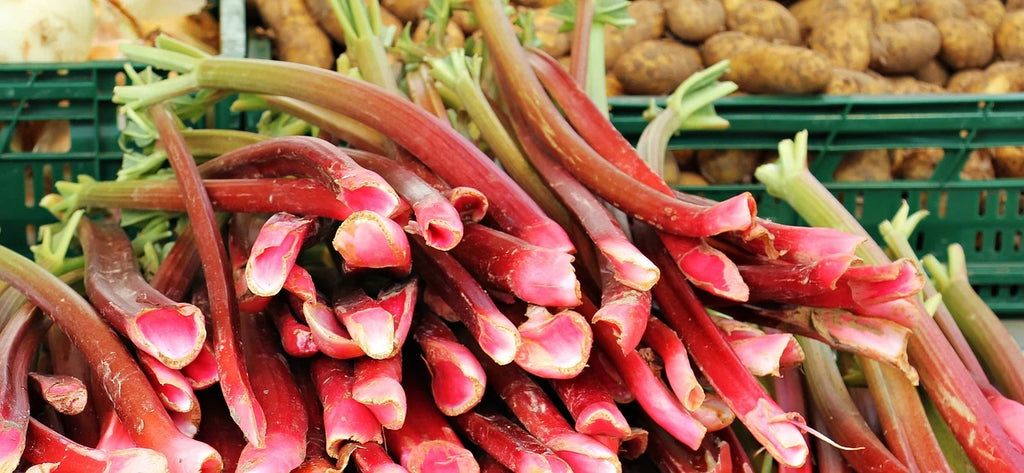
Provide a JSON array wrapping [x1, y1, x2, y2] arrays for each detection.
[[333, 211, 412, 273], [453, 410, 572, 473], [311, 356, 383, 455], [642, 318, 704, 411], [352, 354, 406, 430], [504, 304, 593, 379], [549, 366, 632, 438], [136, 351, 198, 413], [27, 373, 87, 416], [413, 311, 487, 416], [23, 419, 169, 473], [332, 280, 398, 359], [245, 212, 316, 297]]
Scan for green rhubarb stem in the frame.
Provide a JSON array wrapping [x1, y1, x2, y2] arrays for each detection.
[[584, 24, 606, 113], [756, 131, 1024, 473], [923, 394, 979, 473], [330, 0, 400, 93], [181, 129, 268, 158], [923, 246, 1024, 404], [553, 0, 632, 115], [568, 0, 594, 86]]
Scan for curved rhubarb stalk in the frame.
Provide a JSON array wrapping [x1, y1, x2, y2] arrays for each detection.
[[641, 416, 733, 473], [248, 95, 392, 155], [181, 342, 219, 390], [642, 319, 703, 411], [775, 368, 813, 473], [228, 215, 273, 316], [23, 419, 169, 473], [284, 266, 364, 359], [740, 256, 856, 302], [0, 245, 222, 473], [245, 213, 315, 297], [44, 326, 100, 447], [376, 277, 418, 351], [445, 187, 489, 223], [588, 349, 634, 404], [311, 356, 383, 455], [505, 305, 592, 379], [411, 239, 521, 365], [450, 224, 580, 307], [150, 225, 199, 303], [728, 333, 803, 377], [549, 367, 631, 438], [152, 104, 264, 449], [413, 312, 487, 416], [28, 373, 87, 416], [453, 411, 572, 473], [0, 300, 49, 473], [346, 148, 465, 251], [291, 360, 342, 473], [384, 365, 479, 473], [333, 211, 412, 273], [333, 281, 397, 359], [759, 221, 866, 265], [351, 442, 408, 473], [79, 219, 206, 370], [352, 355, 406, 430], [690, 393, 737, 431], [269, 301, 318, 358], [594, 268, 652, 354], [136, 351, 198, 413]]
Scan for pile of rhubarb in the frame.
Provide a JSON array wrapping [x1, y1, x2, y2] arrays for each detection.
[[2, 1, 1024, 472]]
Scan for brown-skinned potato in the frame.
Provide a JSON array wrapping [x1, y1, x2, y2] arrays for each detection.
[[961, 149, 996, 180], [893, 148, 944, 179], [966, 0, 1006, 31], [917, 0, 968, 24], [664, 0, 726, 42], [834, 149, 893, 181], [533, 7, 572, 58], [697, 149, 762, 184], [727, 0, 801, 45], [614, 40, 704, 95], [604, 0, 666, 68], [826, 68, 891, 94], [727, 43, 833, 93], [936, 17, 995, 69], [914, 59, 950, 86], [991, 147, 1024, 177], [699, 31, 764, 65], [809, 15, 872, 70], [996, 11, 1024, 60], [869, 0, 915, 22], [870, 18, 942, 74]]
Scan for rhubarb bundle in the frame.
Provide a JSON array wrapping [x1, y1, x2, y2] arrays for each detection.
[[3, 6, 1024, 473]]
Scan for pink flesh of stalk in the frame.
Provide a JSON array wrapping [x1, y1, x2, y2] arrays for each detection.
[[136, 351, 198, 413], [345, 148, 465, 251], [27, 373, 87, 416], [414, 312, 487, 416], [311, 357, 383, 455], [642, 318, 704, 410], [333, 211, 412, 272], [228, 215, 273, 315], [594, 267, 651, 354], [23, 419, 169, 473], [376, 277, 419, 351], [352, 442, 409, 473], [171, 404, 201, 438], [661, 234, 750, 302], [411, 239, 521, 365], [333, 282, 397, 359], [0, 246, 223, 473], [756, 221, 867, 264], [79, 219, 207, 369], [152, 104, 265, 449], [95, 411, 136, 451], [636, 225, 809, 468], [691, 393, 738, 431], [844, 260, 923, 306], [454, 411, 572, 473], [269, 301, 318, 358], [450, 224, 580, 307], [198, 136, 401, 216], [445, 187, 489, 223], [775, 368, 813, 473], [740, 256, 856, 302], [352, 355, 407, 430], [283, 265, 365, 359], [245, 212, 314, 297], [507, 305, 592, 379], [812, 310, 915, 380], [0, 301, 48, 473], [984, 387, 1024, 449], [728, 333, 799, 377], [550, 367, 632, 438], [473, 351, 622, 473], [385, 365, 479, 473], [181, 342, 219, 389], [235, 315, 307, 473]]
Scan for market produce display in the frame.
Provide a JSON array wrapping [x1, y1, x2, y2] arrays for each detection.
[[3, 1, 1024, 472]]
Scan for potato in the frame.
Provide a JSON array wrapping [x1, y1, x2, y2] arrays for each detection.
[[916, 0, 967, 24], [809, 16, 872, 70], [936, 17, 995, 69], [672, 149, 697, 170], [869, 0, 915, 22], [413, 19, 465, 49], [893, 148, 944, 179], [722, 0, 750, 14], [676, 171, 710, 186], [663, 152, 680, 184], [728, 43, 833, 93], [966, 0, 1006, 31], [534, 8, 571, 58], [870, 19, 942, 74], [697, 149, 762, 184], [606, 73, 624, 97], [604, 0, 665, 68], [727, 0, 801, 45], [452, 10, 477, 35], [382, 0, 428, 22], [991, 146, 1024, 177], [961, 149, 996, 180], [887, 76, 946, 93], [946, 68, 987, 91], [983, 61, 1024, 89], [913, 59, 950, 85], [996, 11, 1024, 60], [700, 31, 764, 65], [826, 68, 891, 93], [1011, 0, 1024, 11], [664, 0, 726, 42], [789, 0, 869, 38], [614, 40, 704, 95], [833, 149, 892, 181]]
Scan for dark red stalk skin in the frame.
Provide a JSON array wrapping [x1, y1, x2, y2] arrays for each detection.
[[549, 366, 632, 438], [594, 262, 652, 354], [642, 318, 704, 411], [740, 256, 856, 302], [23, 418, 170, 473], [407, 64, 451, 123], [150, 225, 199, 303], [196, 58, 571, 252], [45, 327, 100, 447], [351, 442, 408, 473], [449, 224, 580, 307], [775, 368, 813, 473], [411, 239, 521, 365], [269, 300, 319, 358], [283, 265, 365, 359], [0, 244, 223, 473], [445, 187, 489, 223], [453, 410, 572, 473], [376, 277, 419, 352], [345, 148, 464, 251], [384, 361, 479, 473], [352, 354, 406, 430], [809, 406, 855, 473], [589, 348, 634, 404], [29, 375, 86, 416], [80, 218, 207, 369], [643, 418, 733, 473], [0, 300, 48, 473], [152, 104, 265, 449], [310, 356, 383, 455], [228, 215, 273, 316], [479, 453, 514, 473], [634, 223, 809, 468], [290, 359, 341, 473], [195, 389, 247, 473], [136, 350, 198, 413], [259, 95, 393, 156], [413, 312, 487, 416]]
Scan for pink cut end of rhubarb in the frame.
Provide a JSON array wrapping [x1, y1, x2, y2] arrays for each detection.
[[407, 441, 480, 473], [515, 451, 573, 473], [422, 338, 487, 416], [811, 256, 859, 290], [699, 193, 757, 236], [729, 334, 793, 378], [30, 374, 88, 415], [690, 395, 736, 431], [598, 239, 660, 291], [246, 233, 303, 297], [987, 394, 1024, 450], [514, 251, 581, 307], [764, 222, 867, 264], [814, 310, 916, 381], [446, 187, 489, 223], [515, 306, 592, 379], [339, 307, 397, 360], [303, 302, 364, 360], [325, 403, 383, 456], [162, 434, 225, 473], [333, 211, 412, 270], [547, 432, 622, 473], [846, 260, 924, 306], [106, 448, 174, 473], [474, 311, 522, 367], [674, 240, 749, 302], [406, 201, 465, 251], [576, 403, 632, 438], [182, 344, 219, 389], [132, 304, 207, 369], [172, 408, 201, 438], [594, 289, 651, 355], [0, 426, 22, 473], [853, 297, 917, 327], [339, 176, 403, 218], [664, 360, 704, 413], [138, 352, 197, 413], [353, 379, 407, 430], [745, 399, 809, 468]]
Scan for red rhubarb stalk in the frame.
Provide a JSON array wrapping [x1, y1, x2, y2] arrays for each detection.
[[642, 318, 704, 411], [136, 351, 198, 413], [411, 239, 521, 365], [269, 300, 319, 358], [291, 360, 342, 473], [23, 419, 169, 473], [333, 281, 398, 359], [194, 390, 247, 473], [79, 218, 207, 369], [689, 393, 737, 431], [740, 256, 856, 302], [453, 410, 572, 473], [589, 348, 634, 403], [0, 245, 223, 473], [445, 187, 489, 223], [151, 103, 265, 448], [284, 265, 365, 360], [248, 94, 392, 155], [549, 366, 632, 438], [245, 212, 315, 297], [376, 277, 419, 351], [181, 341, 219, 390], [150, 225, 199, 303], [311, 356, 383, 455], [27, 373, 87, 416], [0, 300, 49, 473], [413, 312, 487, 416], [642, 417, 733, 473], [44, 327, 100, 447], [351, 442, 409, 473], [352, 354, 407, 430], [503, 305, 592, 379], [775, 368, 813, 473], [759, 221, 866, 264], [593, 262, 652, 354], [333, 211, 412, 273]]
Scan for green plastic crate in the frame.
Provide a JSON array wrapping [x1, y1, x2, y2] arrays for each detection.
[[609, 94, 1024, 313]]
